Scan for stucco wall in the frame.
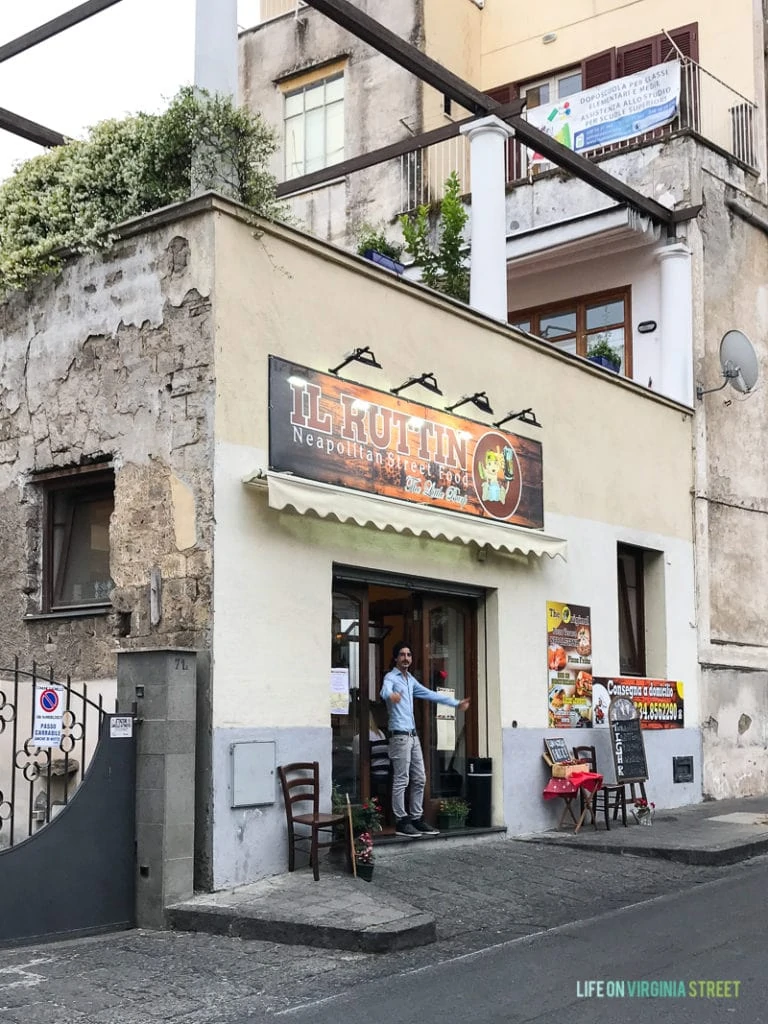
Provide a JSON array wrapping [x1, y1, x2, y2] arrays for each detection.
[[480, 0, 758, 103], [239, 2, 424, 244], [207, 207, 698, 885], [689, 166, 768, 797]]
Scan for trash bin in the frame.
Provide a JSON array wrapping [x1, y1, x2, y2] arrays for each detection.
[[466, 757, 492, 827]]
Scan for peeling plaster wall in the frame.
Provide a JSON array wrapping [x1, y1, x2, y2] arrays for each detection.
[[690, 167, 768, 797], [238, 1, 424, 245], [0, 213, 216, 679]]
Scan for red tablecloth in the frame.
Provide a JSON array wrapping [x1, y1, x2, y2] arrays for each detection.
[[542, 772, 602, 799]]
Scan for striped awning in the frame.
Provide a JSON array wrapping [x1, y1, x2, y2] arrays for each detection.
[[245, 471, 567, 560]]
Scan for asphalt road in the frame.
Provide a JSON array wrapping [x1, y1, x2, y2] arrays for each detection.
[[0, 843, 763, 1023], [268, 859, 767, 1024]]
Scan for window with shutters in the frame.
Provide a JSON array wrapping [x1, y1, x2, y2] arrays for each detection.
[[486, 22, 699, 180]]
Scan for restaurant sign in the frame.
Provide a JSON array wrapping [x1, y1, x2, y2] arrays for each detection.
[[269, 357, 544, 528]]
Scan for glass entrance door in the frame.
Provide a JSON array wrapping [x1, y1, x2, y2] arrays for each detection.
[[417, 598, 477, 818], [332, 580, 478, 825]]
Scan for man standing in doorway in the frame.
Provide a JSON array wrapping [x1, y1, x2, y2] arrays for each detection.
[[381, 640, 471, 838]]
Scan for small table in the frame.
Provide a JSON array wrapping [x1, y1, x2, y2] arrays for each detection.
[[543, 772, 603, 833]]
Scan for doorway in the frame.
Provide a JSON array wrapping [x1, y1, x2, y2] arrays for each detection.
[[331, 577, 479, 824]]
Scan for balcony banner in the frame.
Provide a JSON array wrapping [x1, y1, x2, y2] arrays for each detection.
[[527, 61, 681, 160], [268, 356, 544, 529]]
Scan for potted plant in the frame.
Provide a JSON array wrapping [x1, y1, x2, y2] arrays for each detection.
[[586, 338, 622, 373], [356, 224, 405, 275], [437, 797, 470, 830], [400, 171, 470, 302], [632, 797, 656, 826], [354, 831, 375, 881], [350, 796, 384, 836]]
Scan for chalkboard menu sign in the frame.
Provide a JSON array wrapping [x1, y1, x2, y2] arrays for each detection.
[[544, 737, 571, 763], [609, 697, 649, 783]]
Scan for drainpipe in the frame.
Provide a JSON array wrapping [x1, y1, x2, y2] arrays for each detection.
[[459, 116, 515, 321], [195, 0, 238, 99], [657, 242, 694, 406], [193, 0, 239, 197]]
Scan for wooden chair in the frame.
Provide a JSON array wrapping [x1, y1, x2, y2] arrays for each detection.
[[277, 762, 350, 881], [572, 745, 628, 829]]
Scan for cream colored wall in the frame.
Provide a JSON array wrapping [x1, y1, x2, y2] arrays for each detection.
[[210, 207, 695, 736], [422, 0, 481, 128], [213, 211, 693, 540], [480, 0, 757, 101]]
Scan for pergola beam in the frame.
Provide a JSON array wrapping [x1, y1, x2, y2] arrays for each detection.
[[302, 0, 697, 227], [276, 101, 524, 198], [0, 0, 125, 65], [300, 0, 501, 116], [0, 108, 66, 148]]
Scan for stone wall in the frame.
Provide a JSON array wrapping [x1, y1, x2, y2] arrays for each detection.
[[0, 214, 216, 680]]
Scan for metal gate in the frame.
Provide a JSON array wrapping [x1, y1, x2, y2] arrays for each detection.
[[0, 661, 136, 947]]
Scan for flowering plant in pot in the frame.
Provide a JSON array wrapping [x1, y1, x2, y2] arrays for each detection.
[[586, 338, 622, 373], [437, 797, 470, 830], [354, 831, 375, 881], [632, 797, 656, 826], [350, 796, 384, 836]]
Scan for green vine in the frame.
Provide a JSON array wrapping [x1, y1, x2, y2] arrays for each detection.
[[399, 171, 469, 302], [0, 87, 280, 293]]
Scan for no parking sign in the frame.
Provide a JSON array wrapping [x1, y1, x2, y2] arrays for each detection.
[[32, 683, 65, 748]]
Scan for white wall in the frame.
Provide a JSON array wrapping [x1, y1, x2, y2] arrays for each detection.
[[510, 243, 663, 393]]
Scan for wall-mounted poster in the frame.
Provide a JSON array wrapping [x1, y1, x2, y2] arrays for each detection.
[[593, 677, 685, 729], [546, 602, 593, 729]]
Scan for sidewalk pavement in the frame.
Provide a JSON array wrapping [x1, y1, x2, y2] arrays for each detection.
[[5, 813, 767, 1024], [167, 794, 768, 954]]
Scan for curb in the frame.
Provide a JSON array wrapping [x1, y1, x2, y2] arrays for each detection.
[[525, 834, 768, 867], [166, 903, 437, 954]]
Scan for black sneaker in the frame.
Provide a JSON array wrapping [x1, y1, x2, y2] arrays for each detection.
[[395, 819, 421, 838], [411, 819, 440, 836]]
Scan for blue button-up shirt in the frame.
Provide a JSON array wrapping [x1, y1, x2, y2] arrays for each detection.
[[380, 667, 460, 732]]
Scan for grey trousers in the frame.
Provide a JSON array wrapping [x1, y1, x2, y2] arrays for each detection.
[[389, 733, 426, 821]]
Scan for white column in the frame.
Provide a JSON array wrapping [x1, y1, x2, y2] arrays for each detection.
[[657, 242, 694, 405], [459, 116, 515, 321], [195, 0, 238, 99]]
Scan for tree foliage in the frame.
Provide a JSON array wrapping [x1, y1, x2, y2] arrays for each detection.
[[0, 87, 280, 292], [399, 171, 469, 303]]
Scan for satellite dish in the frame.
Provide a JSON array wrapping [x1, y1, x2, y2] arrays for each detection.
[[720, 330, 759, 394], [696, 330, 759, 400]]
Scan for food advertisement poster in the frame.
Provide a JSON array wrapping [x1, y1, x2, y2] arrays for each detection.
[[593, 677, 685, 729], [269, 356, 544, 528], [547, 602, 593, 729]]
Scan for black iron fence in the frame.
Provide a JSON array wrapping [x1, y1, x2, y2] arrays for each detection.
[[0, 659, 115, 848]]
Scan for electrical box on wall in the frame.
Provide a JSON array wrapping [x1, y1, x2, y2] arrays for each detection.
[[673, 755, 694, 784], [230, 741, 276, 807]]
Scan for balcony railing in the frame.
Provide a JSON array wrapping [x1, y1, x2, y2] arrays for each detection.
[[399, 59, 759, 212], [258, 0, 305, 23]]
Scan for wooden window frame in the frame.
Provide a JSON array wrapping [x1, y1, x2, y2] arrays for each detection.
[[617, 543, 647, 677], [509, 286, 633, 377], [40, 468, 114, 613]]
